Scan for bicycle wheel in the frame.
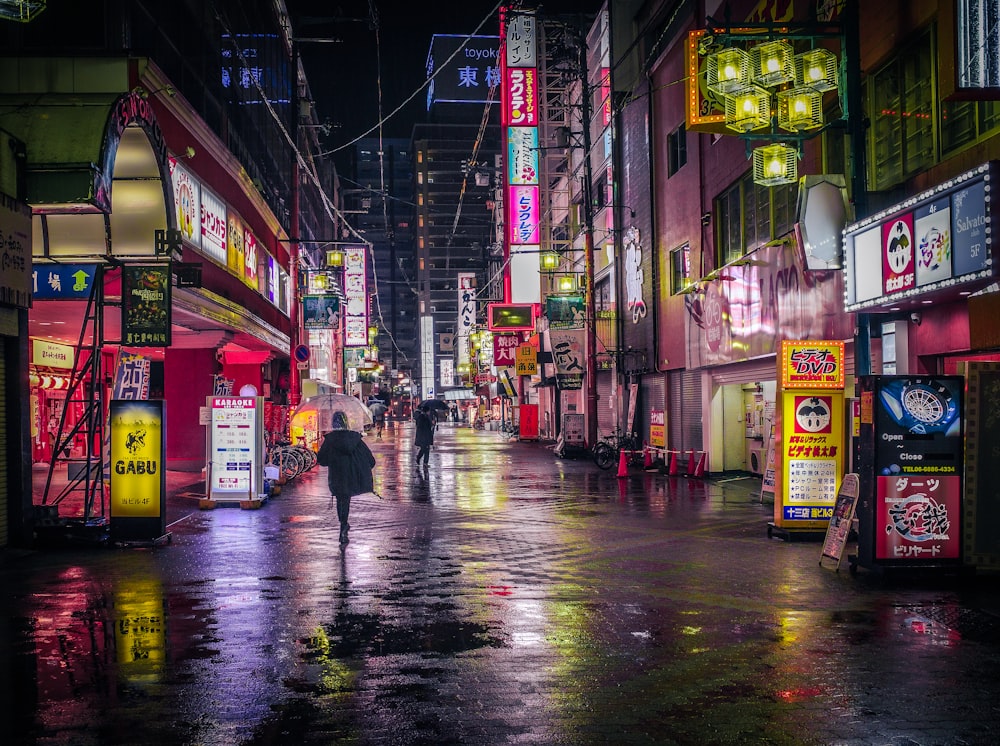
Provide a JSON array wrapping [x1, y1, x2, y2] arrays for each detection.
[[593, 442, 616, 470]]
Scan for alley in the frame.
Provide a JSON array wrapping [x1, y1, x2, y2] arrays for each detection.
[[5, 422, 1000, 745]]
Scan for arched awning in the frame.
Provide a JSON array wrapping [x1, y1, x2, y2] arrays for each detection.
[[0, 66, 172, 257]]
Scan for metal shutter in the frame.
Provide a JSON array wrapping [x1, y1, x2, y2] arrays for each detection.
[[640, 375, 665, 440], [0, 347, 7, 547], [668, 369, 702, 453], [597, 370, 615, 435]]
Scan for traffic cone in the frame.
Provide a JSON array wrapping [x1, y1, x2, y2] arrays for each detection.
[[692, 451, 707, 478], [643, 442, 653, 469], [617, 448, 629, 478], [686, 449, 696, 476], [668, 450, 679, 476]]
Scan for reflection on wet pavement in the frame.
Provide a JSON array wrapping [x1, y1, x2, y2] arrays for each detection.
[[5, 424, 1000, 745]]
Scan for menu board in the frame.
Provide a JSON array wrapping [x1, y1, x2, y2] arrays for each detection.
[[821, 474, 859, 570]]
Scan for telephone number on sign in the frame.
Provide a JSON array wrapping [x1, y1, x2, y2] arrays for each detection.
[[900, 465, 956, 473]]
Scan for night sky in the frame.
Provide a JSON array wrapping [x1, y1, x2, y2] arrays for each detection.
[[285, 1, 599, 168]]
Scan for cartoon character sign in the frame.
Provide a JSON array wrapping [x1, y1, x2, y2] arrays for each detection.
[[882, 215, 915, 295], [794, 396, 832, 434]]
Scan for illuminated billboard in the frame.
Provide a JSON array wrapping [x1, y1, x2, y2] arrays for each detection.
[[426, 34, 500, 107], [843, 161, 996, 312], [488, 302, 536, 331]]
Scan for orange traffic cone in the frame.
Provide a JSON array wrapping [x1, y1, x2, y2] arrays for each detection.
[[617, 448, 629, 478], [692, 451, 707, 478], [686, 449, 696, 476], [643, 442, 653, 470]]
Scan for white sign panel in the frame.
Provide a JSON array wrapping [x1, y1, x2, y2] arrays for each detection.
[[170, 157, 201, 249], [200, 187, 227, 264], [344, 246, 368, 346], [209, 397, 259, 494]]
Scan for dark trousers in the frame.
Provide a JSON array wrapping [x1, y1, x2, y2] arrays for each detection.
[[335, 494, 351, 526], [416, 445, 430, 464]]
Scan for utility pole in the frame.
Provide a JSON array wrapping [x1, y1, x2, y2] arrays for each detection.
[[578, 25, 599, 448]]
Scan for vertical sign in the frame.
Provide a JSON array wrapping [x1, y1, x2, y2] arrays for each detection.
[[169, 157, 201, 249], [457, 272, 476, 366], [343, 246, 368, 346], [551, 328, 585, 390], [501, 7, 537, 304], [774, 340, 846, 530], [209, 396, 262, 497], [109, 399, 166, 541], [113, 353, 151, 400], [121, 266, 171, 347], [200, 187, 227, 264], [872, 376, 963, 563]]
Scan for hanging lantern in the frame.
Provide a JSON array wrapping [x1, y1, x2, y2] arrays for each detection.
[[795, 48, 839, 92], [750, 40, 794, 88], [724, 85, 771, 132], [753, 143, 798, 187], [557, 275, 578, 293], [540, 251, 561, 271], [777, 86, 824, 131], [706, 47, 750, 96], [325, 248, 345, 268]]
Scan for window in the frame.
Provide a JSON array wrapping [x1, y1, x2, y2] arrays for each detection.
[[670, 244, 691, 294], [941, 99, 1000, 155], [868, 31, 934, 191], [714, 173, 796, 266], [667, 124, 687, 176]]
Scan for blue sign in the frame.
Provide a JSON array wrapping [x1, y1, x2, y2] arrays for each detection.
[[952, 178, 989, 277], [293, 344, 310, 363], [32, 264, 99, 300]]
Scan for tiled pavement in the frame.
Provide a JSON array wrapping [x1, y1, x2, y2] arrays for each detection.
[[5, 422, 1000, 745]]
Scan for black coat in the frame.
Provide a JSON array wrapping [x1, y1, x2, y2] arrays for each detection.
[[414, 410, 435, 448], [317, 429, 376, 497]]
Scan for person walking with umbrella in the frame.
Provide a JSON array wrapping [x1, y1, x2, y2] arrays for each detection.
[[368, 399, 388, 439], [414, 403, 435, 468], [317, 411, 376, 545]]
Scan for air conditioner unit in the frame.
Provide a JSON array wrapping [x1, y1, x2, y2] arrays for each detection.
[[748, 444, 764, 476]]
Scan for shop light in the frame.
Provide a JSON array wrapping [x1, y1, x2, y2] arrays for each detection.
[[752, 143, 798, 187], [795, 48, 839, 92], [706, 47, 751, 96], [325, 249, 344, 268], [540, 251, 561, 270], [750, 41, 794, 88], [557, 275, 578, 293], [724, 86, 771, 132], [777, 86, 824, 131]]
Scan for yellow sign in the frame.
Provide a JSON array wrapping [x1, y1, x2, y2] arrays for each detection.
[[516, 344, 537, 376], [32, 338, 75, 369], [110, 401, 163, 518], [780, 340, 845, 390], [778, 391, 845, 526]]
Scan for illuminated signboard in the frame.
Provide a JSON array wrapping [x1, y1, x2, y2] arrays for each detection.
[[200, 187, 227, 264], [243, 228, 259, 289], [220, 33, 290, 105], [780, 340, 845, 390], [506, 67, 538, 126], [226, 210, 245, 279], [508, 185, 539, 244], [343, 246, 368, 346], [302, 294, 340, 329], [507, 126, 538, 184], [169, 158, 201, 249], [488, 302, 536, 331], [426, 34, 500, 107], [121, 266, 171, 347], [109, 399, 166, 541], [844, 161, 996, 311], [505, 12, 536, 66]]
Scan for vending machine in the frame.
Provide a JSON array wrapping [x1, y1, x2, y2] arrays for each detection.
[[853, 376, 963, 573]]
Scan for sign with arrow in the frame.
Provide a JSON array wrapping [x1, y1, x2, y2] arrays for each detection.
[[32, 264, 99, 300]]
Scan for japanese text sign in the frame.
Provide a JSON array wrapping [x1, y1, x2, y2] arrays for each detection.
[[781, 340, 844, 390]]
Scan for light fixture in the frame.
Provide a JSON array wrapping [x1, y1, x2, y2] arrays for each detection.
[[776, 86, 823, 131], [325, 249, 345, 268], [557, 275, 578, 293], [724, 86, 771, 132], [706, 47, 750, 96], [0, 0, 45, 22], [794, 48, 838, 92], [540, 251, 561, 271], [750, 40, 794, 88], [752, 143, 798, 186]]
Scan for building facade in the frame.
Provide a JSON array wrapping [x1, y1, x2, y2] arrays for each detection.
[[0, 0, 338, 547]]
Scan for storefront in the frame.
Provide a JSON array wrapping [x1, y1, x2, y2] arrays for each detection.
[[1, 58, 294, 486]]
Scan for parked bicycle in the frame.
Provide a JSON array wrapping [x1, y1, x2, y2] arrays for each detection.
[[592, 428, 643, 470], [265, 436, 318, 482]]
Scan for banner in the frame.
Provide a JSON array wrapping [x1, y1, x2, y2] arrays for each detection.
[[551, 328, 585, 390], [112, 353, 151, 400], [109, 400, 166, 541]]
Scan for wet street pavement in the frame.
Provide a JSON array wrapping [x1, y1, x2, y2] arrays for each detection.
[[5, 422, 1000, 746]]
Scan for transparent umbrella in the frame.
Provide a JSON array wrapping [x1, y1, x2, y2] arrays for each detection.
[[292, 394, 373, 433], [367, 401, 388, 417]]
